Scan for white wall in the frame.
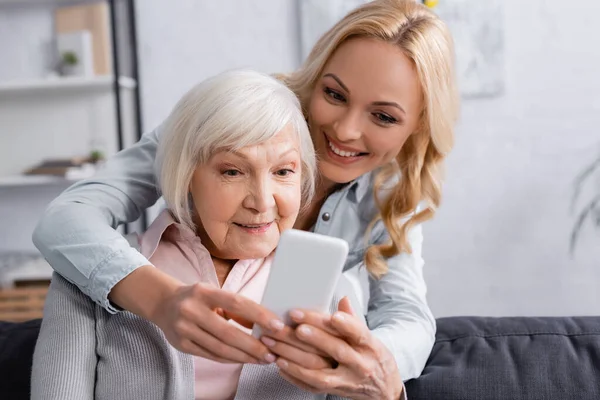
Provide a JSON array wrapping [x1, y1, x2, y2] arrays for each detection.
[[423, 0, 600, 317], [136, 0, 301, 130], [1, 0, 598, 316]]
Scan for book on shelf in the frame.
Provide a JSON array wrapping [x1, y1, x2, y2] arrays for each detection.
[[24, 156, 100, 180]]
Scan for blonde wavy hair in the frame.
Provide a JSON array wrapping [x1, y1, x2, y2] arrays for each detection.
[[279, 0, 460, 277]]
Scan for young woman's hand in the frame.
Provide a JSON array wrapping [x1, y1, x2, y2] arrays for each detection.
[[263, 297, 404, 399], [109, 265, 285, 365]]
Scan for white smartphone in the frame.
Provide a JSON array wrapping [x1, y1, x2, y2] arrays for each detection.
[[252, 229, 349, 338]]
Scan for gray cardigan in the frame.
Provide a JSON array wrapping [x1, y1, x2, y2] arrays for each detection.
[[30, 273, 363, 400]]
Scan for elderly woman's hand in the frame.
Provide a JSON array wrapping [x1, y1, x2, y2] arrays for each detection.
[[150, 279, 286, 365], [263, 298, 404, 400]]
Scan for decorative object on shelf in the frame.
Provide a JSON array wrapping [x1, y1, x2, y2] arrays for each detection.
[[570, 153, 600, 254], [90, 149, 105, 164], [54, 2, 111, 76], [299, 0, 504, 98], [23, 155, 100, 180], [56, 30, 94, 77], [61, 51, 78, 69]]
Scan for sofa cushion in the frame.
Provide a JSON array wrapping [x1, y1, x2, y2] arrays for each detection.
[[0, 319, 42, 400], [405, 316, 600, 400]]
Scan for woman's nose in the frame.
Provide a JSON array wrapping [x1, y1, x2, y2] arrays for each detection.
[[333, 109, 362, 142], [243, 179, 276, 213]]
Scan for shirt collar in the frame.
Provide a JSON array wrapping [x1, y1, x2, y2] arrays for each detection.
[[348, 166, 402, 204], [348, 171, 373, 203], [139, 210, 197, 259]]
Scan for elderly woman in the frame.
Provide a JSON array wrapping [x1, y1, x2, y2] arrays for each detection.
[[30, 70, 362, 400]]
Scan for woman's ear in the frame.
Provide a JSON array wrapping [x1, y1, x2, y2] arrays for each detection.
[[409, 107, 427, 137]]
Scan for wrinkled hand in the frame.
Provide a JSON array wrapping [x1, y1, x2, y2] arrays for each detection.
[[260, 309, 338, 371], [260, 325, 335, 371], [150, 282, 285, 364], [265, 298, 403, 400]]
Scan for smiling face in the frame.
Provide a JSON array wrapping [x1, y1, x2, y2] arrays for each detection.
[[308, 37, 424, 185], [190, 125, 302, 260]]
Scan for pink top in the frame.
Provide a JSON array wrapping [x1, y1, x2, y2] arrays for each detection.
[[138, 210, 272, 400]]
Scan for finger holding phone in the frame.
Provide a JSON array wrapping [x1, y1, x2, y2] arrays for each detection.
[[267, 297, 404, 400], [145, 271, 288, 365]]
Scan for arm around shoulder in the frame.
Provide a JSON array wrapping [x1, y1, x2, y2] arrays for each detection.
[[32, 126, 161, 311]]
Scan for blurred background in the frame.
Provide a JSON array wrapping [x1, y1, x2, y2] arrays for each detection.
[[0, 0, 598, 321]]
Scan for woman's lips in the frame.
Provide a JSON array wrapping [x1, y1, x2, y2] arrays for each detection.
[[323, 133, 367, 164], [234, 222, 273, 234]]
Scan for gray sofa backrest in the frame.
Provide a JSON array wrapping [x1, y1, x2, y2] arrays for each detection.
[[406, 316, 600, 400]]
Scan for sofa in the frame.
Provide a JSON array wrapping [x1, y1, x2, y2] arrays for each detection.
[[1, 316, 600, 399]]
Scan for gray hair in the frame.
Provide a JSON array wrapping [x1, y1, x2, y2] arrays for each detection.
[[156, 69, 316, 230]]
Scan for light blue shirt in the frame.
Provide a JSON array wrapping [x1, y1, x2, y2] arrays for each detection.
[[33, 124, 436, 382]]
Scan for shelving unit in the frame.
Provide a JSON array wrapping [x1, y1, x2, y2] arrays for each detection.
[[0, 175, 82, 187], [0, 0, 145, 282], [0, 75, 136, 95], [0, 0, 144, 164]]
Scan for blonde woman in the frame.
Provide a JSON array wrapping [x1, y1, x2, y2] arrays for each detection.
[[32, 69, 358, 399], [33, 1, 459, 399]]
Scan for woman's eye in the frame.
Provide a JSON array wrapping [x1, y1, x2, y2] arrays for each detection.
[[324, 87, 346, 103], [223, 169, 240, 177], [373, 112, 397, 125], [275, 169, 294, 177]]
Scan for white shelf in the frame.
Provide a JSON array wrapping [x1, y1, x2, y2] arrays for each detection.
[[0, 0, 101, 6], [0, 75, 136, 95], [0, 175, 81, 187]]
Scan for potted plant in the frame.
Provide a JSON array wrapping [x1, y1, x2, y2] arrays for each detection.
[[60, 51, 79, 76], [89, 150, 105, 164], [570, 153, 600, 254]]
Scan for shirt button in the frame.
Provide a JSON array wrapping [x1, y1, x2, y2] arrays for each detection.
[[321, 212, 331, 221]]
